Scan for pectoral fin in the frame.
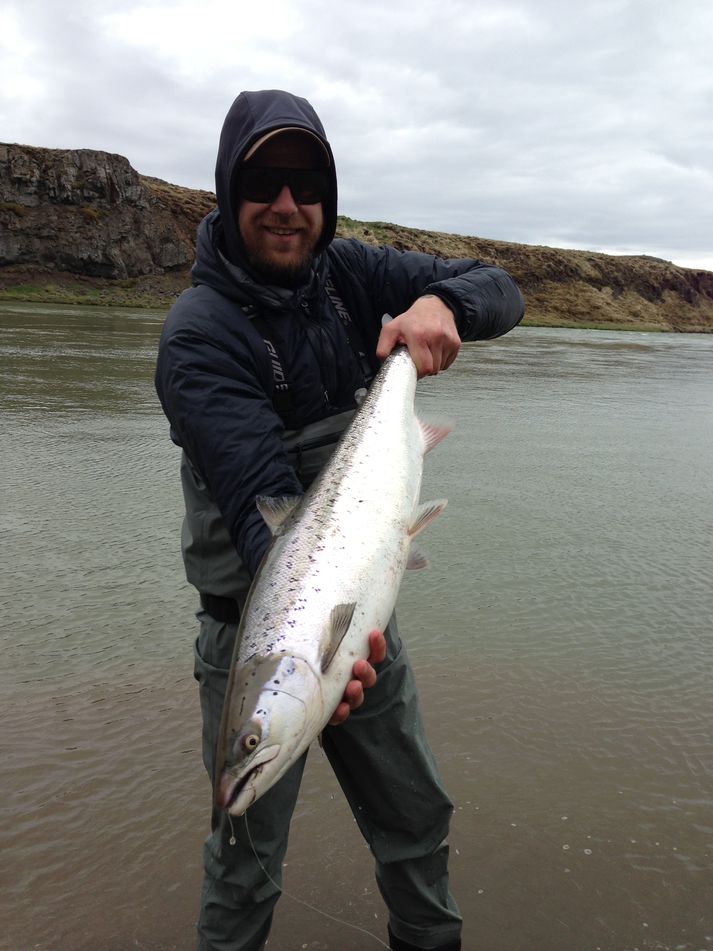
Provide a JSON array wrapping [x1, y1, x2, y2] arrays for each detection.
[[320, 602, 357, 672], [408, 499, 448, 537], [256, 495, 302, 534]]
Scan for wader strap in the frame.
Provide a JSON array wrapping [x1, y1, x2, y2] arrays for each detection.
[[324, 277, 375, 386], [244, 304, 293, 415], [244, 279, 374, 416]]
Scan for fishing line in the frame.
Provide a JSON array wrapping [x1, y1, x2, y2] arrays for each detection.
[[229, 812, 390, 949]]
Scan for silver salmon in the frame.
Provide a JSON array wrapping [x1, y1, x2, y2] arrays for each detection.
[[215, 345, 451, 815]]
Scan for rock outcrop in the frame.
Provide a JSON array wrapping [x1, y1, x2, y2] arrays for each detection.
[[0, 143, 213, 278]]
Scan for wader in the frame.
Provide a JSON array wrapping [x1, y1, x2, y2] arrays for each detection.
[[183, 414, 462, 951], [194, 613, 461, 951]]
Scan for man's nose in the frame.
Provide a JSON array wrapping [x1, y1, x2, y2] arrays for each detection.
[[269, 184, 299, 213]]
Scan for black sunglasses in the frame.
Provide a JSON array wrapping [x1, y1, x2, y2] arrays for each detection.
[[238, 167, 330, 205]]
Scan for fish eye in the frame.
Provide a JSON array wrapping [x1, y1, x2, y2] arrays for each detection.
[[242, 733, 260, 753]]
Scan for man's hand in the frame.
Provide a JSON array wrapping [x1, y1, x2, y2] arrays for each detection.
[[376, 294, 461, 378], [328, 629, 387, 726]]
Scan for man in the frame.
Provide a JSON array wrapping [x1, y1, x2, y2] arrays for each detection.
[[155, 89, 524, 951]]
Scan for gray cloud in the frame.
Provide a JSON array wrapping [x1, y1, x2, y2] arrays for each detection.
[[2, 0, 711, 268]]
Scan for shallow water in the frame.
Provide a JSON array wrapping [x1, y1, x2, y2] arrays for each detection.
[[1, 302, 712, 951]]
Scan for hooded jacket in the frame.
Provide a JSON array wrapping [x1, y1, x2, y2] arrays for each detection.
[[215, 89, 338, 264], [155, 89, 525, 592]]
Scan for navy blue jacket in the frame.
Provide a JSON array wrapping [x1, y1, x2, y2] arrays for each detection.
[[155, 90, 525, 580]]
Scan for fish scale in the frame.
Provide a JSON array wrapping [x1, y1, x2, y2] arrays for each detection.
[[215, 346, 451, 815]]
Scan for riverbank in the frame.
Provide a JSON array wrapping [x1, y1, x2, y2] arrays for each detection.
[[0, 266, 189, 310], [0, 260, 700, 333]]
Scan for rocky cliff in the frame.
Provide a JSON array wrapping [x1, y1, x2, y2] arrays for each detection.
[[0, 143, 213, 279], [1, 143, 712, 331]]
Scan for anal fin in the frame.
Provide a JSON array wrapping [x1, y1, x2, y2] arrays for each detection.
[[406, 545, 429, 570], [419, 419, 453, 454]]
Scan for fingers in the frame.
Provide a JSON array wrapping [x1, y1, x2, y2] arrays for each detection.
[[375, 297, 460, 379], [329, 698, 355, 727], [375, 318, 400, 362], [328, 678, 366, 725], [366, 628, 387, 665], [376, 316, 436, 373]]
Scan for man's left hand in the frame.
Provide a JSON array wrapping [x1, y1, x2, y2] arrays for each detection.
[[328, 629, 387, 726], [376, 294, 461, 378]]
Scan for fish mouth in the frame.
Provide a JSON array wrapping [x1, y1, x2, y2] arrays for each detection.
[[216, 745, 281, 813], [222, 767, 259, 811]]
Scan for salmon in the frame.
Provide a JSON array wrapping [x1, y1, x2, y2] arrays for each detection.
[[214, 346, 451, 815]]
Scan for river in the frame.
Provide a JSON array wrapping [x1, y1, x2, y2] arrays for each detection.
[[1, 301, 711, 951]]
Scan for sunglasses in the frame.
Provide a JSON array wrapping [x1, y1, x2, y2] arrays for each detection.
[[238, 167, 330, 205]]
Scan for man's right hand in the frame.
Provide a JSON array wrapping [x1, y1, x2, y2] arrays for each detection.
[[376, 294, 461, 377]]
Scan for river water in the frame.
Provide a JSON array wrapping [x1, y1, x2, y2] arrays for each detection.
[[1, 301, 711, 951]]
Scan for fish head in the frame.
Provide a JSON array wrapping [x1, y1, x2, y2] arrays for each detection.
[[215, 653, 321, 816]]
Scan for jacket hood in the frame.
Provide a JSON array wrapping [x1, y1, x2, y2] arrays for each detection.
[[215, 89, 338, 266]]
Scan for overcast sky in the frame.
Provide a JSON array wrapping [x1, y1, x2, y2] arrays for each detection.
[[2, 0, 711, 269]]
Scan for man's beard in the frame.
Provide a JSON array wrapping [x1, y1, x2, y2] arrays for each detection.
[[245, 247, 315, 289]]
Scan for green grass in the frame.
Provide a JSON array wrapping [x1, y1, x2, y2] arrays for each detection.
[[522, 316, 666, 332], [0, 282, 175, 309]]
